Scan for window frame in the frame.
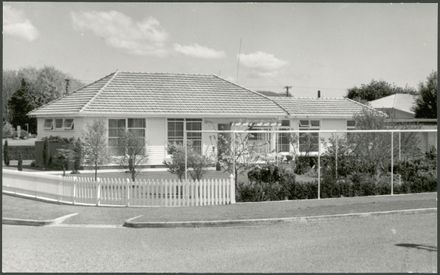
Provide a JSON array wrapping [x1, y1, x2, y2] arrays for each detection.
[[44, 119, 53, 130], [299, 119, 320, 153], [167, 118, 202, 155], [277, 120, 291, 153]]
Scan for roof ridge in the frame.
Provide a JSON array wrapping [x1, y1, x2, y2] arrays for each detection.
[[213, 75, 290, 116], [344, 97, 387, 116], [79, 71, 119, 113], [118, 71, 214, 77]]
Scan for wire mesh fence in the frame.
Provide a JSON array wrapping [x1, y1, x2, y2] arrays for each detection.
[[178, 128, 437, 201]]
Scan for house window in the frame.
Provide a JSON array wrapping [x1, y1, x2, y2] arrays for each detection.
[[44, 119, 53, 130], [64, 119, 74, 130], [347, 120, 356, 130], [167, 118, 202, 154], [127, 118, 146, 155], [55, 119, 63, 130], [277, 120, 290, 152], [108, 119, 126, 156], [247, 125, 271, 154], [299, 120, 320, 153]]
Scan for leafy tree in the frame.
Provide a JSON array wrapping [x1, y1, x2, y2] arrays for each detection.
[[118, 131, 148, 182], [414, 71, 437, 118], [7, 79, 37, 133], [2, 66, 83, 126], [82, 119, 110, 181], [217, 133, 264, 187], [347, 80, 417, 103]]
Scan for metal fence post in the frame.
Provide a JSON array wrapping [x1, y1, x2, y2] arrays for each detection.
[[391, 132, 394, 196], [398, 131, 401, 186], [335, 136, 338, 180], [318, 131, 321, 200]]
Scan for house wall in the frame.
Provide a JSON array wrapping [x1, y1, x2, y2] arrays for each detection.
[[37, 117, 87, 140], [36, 116, 355, 165]]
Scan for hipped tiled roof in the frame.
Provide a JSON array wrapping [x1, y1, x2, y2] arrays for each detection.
[[369, 93, 417, 115], [28, 71, 287, 117], [269, 96, 375, 118]]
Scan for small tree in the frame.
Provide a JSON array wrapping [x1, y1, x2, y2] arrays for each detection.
[[188, 150, 213, 181], [82, 119, 110, 181], [163, 142, 189, 181], [72, 138, 83, 174], [217, 133, 263, 187], [163, 142, 212, 181], [56, 148, 74, 176], [119, 131, 148, 182]]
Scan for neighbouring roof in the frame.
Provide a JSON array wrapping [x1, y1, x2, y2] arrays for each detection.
[[269, 96, 375, 119], [369, 93, 417, 115], [28, 71, 287, 117]]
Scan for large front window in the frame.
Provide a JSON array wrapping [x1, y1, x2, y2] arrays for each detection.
[[167, 118, 202, 154], [277, 120, 291, 152], [108, 118, 146, 156], [299, 120, 320, 153]]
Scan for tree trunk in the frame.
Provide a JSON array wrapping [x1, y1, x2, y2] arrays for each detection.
[[94, 162, 98, 182]]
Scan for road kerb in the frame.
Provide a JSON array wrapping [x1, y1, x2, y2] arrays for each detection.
[[3, 213, 78, 227], [123, 207, 437, 228]]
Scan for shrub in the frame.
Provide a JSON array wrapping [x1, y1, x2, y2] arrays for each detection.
[[294, 156, 317, 174], [17, 154, 22, 171], [30, 160, 36, 168], [3, 139, 10, 166], [238, 163, 296, 201], [3, 122, 14, 138], [72, 138, 82, 173]]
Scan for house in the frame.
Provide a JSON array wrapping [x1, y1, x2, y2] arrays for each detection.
[[28, 71, 373, 165], [369, 93, 417, 119], [369, 94, 437, 152]]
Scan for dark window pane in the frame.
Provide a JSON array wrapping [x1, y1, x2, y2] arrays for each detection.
[[128, 118, 145, 128], [281, 120, 290, 127]]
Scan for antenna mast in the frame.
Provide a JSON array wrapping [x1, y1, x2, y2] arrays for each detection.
[[235, 38, 242, 83]]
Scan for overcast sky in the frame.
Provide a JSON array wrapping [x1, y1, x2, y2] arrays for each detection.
[[3, 2, 437, 97]]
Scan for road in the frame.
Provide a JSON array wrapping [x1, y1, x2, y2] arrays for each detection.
[[2, 212, 437, 272]]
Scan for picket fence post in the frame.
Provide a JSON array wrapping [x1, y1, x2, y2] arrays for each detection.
[[126, 178, 130, 207], [72, 177, 76, 205], [96, 178, 101, 206]]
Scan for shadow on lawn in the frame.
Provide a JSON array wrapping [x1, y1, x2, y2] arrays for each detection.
[[395, 243, 437, 252]]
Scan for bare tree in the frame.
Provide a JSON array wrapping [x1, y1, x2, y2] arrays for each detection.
[[82, 119, 110, 181], [119, 131, 148, 182]]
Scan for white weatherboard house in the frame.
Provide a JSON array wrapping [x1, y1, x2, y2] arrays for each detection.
[[28, 71, 372, 165]]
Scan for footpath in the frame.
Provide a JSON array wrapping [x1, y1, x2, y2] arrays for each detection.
[[2, 192, 437, 228]]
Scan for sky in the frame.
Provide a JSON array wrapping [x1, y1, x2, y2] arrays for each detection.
[[3, 2, 437, 98]]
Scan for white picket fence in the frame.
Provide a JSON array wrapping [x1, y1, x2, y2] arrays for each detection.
[[2, 169, 236, 207]]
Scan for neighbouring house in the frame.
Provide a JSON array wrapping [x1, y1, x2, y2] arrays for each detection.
[[369, 93, 437, 152], [28, 71, 374, 166]]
